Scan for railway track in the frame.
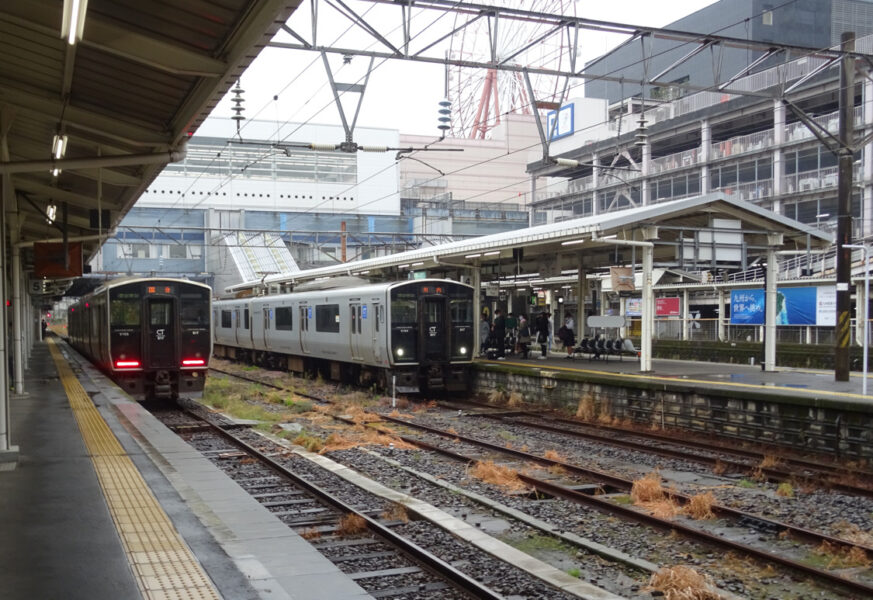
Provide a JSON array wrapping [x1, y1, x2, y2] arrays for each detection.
[[444, 399, 873, 498], [207, 364, 873, 597], [154, 398, 611, 600]]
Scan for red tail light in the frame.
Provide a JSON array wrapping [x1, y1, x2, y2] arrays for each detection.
[[115, 360, 140, 369], [181, 358, 206, 366]]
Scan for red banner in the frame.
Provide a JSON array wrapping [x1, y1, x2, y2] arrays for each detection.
[[655, 297, 680, 317]]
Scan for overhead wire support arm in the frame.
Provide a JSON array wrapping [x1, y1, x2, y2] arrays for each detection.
[[321, 52, 375, 149], [782, 98, 844, 155]]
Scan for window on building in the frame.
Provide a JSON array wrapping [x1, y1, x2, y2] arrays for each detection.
[[315, 304, 340, 333], [168, 244, 187, 259], [762, 10, 773, 26], [189, 245, 203, 259]]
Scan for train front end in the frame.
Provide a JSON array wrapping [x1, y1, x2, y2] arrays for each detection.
[[388, 280, 474, 393], [109, 280, 211, 399]]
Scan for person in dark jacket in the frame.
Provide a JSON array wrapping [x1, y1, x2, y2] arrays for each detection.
[[535, 311, 549, 359], [479, 313, 491, 357], [492, 308, 506, 359]]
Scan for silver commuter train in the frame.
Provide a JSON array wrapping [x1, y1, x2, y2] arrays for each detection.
[[212, 279, 474, 393]]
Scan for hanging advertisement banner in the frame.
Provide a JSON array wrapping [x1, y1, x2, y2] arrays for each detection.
[[730, 286, 836, 325], [655, 297, 680, 317], [610, 266, 635, 292]]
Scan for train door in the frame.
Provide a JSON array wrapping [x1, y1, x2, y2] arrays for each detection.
[[263, 307, 270, 347], [422, 296, 448, 362], [371, 302, 382, 363], [147, 298, 175, 368], [349, 303, 363, 360], [299, 305, 310, 353]]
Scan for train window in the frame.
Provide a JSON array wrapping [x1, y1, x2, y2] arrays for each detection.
[[221, 310, 232, 328], [276, 307, 293, 330], [375, 305, 381, 332], [315, 304, 340, 333], [425, 302, 441, 322], [181, 291, 209, 326], [450, 299, 473, 323], [110, 297, 140, 326], [150, 302, 172, 325], [391, 300, 417, 324], [244, 309, 250, 329]]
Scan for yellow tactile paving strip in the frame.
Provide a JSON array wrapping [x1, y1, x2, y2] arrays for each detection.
[[48, 339, 220, 600]]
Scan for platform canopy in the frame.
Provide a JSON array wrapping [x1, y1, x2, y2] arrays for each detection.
[[0, 0, 300, 273], [227, 193, 832, 294]]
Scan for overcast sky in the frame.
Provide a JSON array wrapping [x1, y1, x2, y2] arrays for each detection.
[[208, 1, 719, 138]]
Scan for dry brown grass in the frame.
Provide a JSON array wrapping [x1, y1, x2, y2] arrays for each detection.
[[380, 503, 409, 523], [759, 454, 783, 469], [446, 426, 459, 436], [576, 393, 596, 421], [547, 463, 567, 476], [488, 388, 507, 404], [292, 432, 324, 453], [817, 540, 872, 569], [631, 472, 666, 503], [506, 391, 524, 407], [336, 513, 367, 536], [300, 527, 321, 540], [832, 521, 873, 546], [321, 433, 359, 453], [632, 471, 680, 518], [344, 405, 380, 424], [712, 459, 727, 476], [646, 565, 721, 600], [682, 492, 716, 520], [388, 409, 416, 419], [468, 460, 527, 492], [543, 449, 567, 462]]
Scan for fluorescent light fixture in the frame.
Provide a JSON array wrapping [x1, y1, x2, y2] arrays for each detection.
[[561, 239, 586, 246], [359, 270, 369, 275], [464, 253, 481, 259], [599, 234, 618, 240], [52, 134, 68, 159], [411, 261, 424, 266], [61, 0, 88, 45], [398, 263, 410, 269], [46, 204, 57, 224]]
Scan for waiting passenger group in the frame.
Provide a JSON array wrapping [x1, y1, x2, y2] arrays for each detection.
[[480, 310, 576, 360]]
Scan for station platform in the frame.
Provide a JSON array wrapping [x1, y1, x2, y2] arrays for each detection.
[[0, 336, 372, 600], [478, 350, 873, 403]]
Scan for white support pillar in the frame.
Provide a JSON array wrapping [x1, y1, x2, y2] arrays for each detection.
[[472, 267, 481, 352], [641, 243, 654, 372], [863, 77, 873, 237], [528, 175, 537, 227], [700, 119, 711, 193], [641, 141, 651, 206], [12, 220, 24, 395], [717, 288, 726, 342], [764, 235, 782, 372], [681, 288, 690, 341], [856, 281, 866, 346], [577, 268, 587, 339], [773, 99, 785, 214], [591, 153, 599, 216]]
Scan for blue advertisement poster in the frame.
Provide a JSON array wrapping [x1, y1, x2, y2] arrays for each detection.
[[730, 288, 819, 325]]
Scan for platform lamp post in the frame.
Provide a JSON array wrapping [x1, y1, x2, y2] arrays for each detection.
[[844, 244, 869, 395]]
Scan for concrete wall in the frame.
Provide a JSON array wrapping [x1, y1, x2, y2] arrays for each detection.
[[473, 365, 873, 460]]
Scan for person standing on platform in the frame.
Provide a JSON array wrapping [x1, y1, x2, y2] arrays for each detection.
[[41, 319, 47, 339], [535, 311, 550, 359], [479, 313, 491, 357], [492, 308, 506, 359], [517, 314, 531, 359]]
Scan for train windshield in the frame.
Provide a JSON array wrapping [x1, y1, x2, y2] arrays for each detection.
[[110, 291, 140, 326], [180, 289, 210, 327], [391, 299, 417, 324], [450, 299, 473, 324]]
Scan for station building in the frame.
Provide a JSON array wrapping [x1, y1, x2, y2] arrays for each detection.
[[94, 115, 538, 289]]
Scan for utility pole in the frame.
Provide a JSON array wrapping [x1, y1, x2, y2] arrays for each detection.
[[835, 31, 855, 382]]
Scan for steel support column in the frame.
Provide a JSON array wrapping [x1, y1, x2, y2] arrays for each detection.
[[765, 240, 779, 372], [641, 243, 654, 372], [835, 32, 855, 382]]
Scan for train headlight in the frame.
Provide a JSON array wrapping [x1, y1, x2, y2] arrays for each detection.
[[396, 347, 404, 357], [459, 346, 467, 355]]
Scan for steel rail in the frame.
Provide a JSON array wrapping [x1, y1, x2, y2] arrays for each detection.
[[380, 415, 873, 555], [392, 428, 873, 599], [180, 406, 503, 600], [474, 411, 873, 499]]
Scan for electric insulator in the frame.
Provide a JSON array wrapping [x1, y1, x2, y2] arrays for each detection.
[[437, 98, 452, 132]]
